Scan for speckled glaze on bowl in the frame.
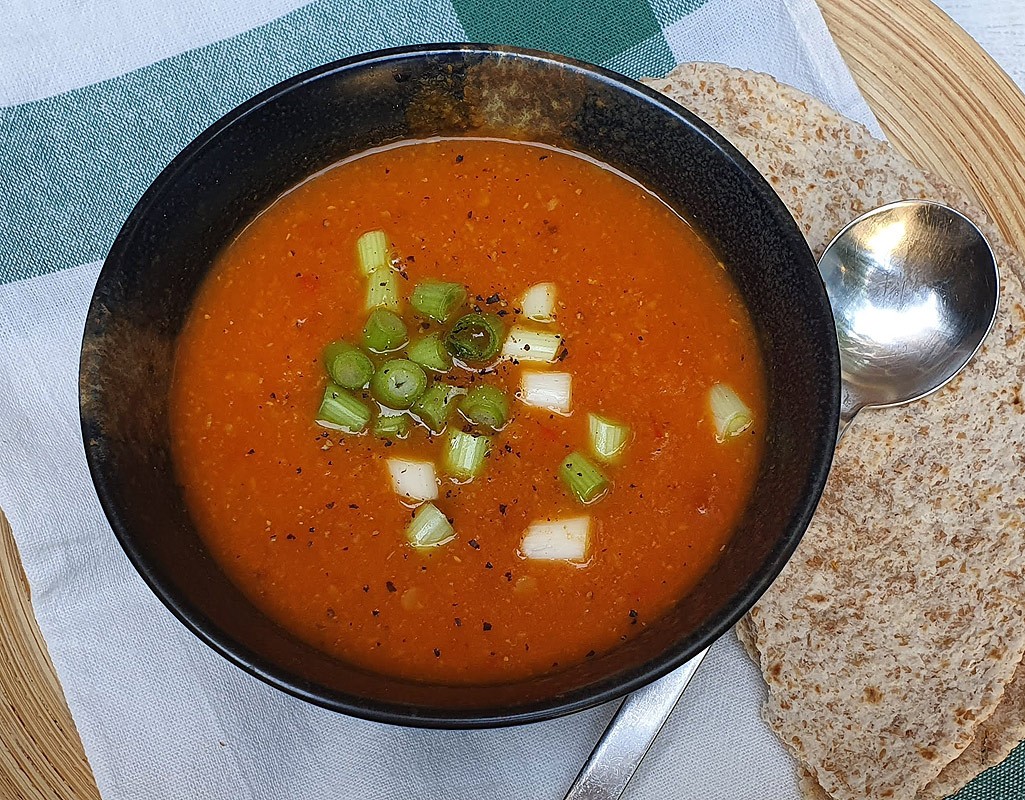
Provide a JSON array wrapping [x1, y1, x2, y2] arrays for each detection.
[[80, 45, 839, 728]]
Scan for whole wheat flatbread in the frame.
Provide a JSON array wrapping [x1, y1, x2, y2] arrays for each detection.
[[643, 63, 1025, 800]]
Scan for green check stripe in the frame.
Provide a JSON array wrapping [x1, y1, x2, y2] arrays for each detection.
[[454, 0, 669, 64], [0, 0, 693, 283], [958, 751, 1025, 800], [0, 0, 464, 283]]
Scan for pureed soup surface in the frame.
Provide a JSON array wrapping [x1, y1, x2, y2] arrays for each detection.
[[170, 138, 766, 685]]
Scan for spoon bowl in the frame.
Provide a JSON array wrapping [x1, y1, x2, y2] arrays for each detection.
[[819, 200, 999, 431]]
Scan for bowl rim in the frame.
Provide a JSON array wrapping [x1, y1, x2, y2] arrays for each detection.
[[81, 42, 840, 728]]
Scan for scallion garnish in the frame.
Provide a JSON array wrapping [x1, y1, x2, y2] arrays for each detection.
[[459, 386, 509, 431], [444, 430, 491, 481], [366, 268, 400, 311], [411, 281, 467, 322], [370, 359, 428, 410], [501, 325, 563, 363], [708, 383, 753, 442], [520, 516, 590, 562], [411, 384, 463, 433], [322, 340, 375, 390], [521, 282, 557, 322], [315, 383, 371, 434], [406, 502, 455, 548], [372, 414, 410, 440], [362, 308, 408, 353], [387, 457, 438, 502], [520, 370, 572, 414], [445, 312, 504, 363], [407, 332, 454, 373], [560, 451, 609, 504], [356, 230, 390, 276], [587, 413, 630, 463]]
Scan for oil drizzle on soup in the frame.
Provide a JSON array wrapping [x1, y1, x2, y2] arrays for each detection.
[[169, 138, 766, 684]]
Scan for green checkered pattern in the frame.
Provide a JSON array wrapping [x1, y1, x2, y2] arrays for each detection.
[[0, 0, 699, 284], [0, 0, 1021, 796]]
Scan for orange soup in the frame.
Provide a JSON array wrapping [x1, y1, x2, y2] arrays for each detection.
[[169, 138, 766, 684]]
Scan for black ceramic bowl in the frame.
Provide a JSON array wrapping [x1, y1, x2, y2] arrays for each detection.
[[80, 45, 839, 727]]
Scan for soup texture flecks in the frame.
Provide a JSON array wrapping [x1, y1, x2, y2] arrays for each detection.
[[169, 138, 765, 684]]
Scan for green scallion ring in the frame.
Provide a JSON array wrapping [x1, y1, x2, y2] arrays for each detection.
[[407, 332, 453, 373], [322, 340, 375, 389], [410, 281, 467, 323], [445, 312, 504, 363], [411, 384, 460, 433], [362, 308, 408, 353], [370, 359, 428, 409], [459, 385, 509, 431]]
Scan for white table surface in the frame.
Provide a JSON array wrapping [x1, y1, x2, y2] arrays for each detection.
[[933, 0, 1025, 90]]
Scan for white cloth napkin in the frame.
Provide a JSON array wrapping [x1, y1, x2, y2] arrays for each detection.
[[0, 0, 878, 797]]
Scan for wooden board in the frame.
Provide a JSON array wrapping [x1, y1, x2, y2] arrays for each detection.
[[3, 0, 1025, 795]]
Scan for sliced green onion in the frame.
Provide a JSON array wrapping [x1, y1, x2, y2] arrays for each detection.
[[370, 359, 428, 409], [520, 370, 572, 414], [587, 413, 630, 463], [407, 332, 453, 373], [372, 414, 410, 439], [709, 383, 754, 442], [444, 430, 491, 481], [387, 457, 438, 502], [521, 282, 557, 322], [410, 281, 467, 322], [410, 384, 463, 433], [366, 268, 400, 311], [445, 312, 504, 363], [362, 308, 408, 353], [520, 516, 590, 562], [501, 325, 563, 363], [315, 383, 371, 434], [560, 451, 609, 504], [322, 340, 374, 389], [356, 230, 390, 276], [459, 386, 509, 431], [406, 502, 455, 548]]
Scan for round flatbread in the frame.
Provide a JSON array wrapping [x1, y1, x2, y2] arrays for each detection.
[[643, 63, 1025, 800]]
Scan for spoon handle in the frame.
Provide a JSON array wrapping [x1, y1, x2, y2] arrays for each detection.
[[562, 648, 710, 800]]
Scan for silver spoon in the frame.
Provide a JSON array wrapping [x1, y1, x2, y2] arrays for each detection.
[[563, 200, 999, 800]]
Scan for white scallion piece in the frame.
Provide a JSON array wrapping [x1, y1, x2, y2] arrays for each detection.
[[520, 516, 590, 562], [406, 503, 454, 548], [356, 230, 391, 276], [520, 370, 572, 415], [386, 458, 438, 502], [521, 282, 557, 322], [708, 383, 753, 442], [587, 413, 630, 463], [501, 325, 563, 363]]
